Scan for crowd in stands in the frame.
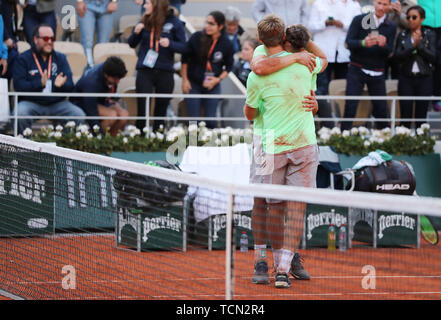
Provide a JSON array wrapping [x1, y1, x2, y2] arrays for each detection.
[[0, 0, 440, 135]]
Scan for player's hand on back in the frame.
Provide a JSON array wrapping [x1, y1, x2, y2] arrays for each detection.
[[293, 51, 317, 73], [302, 90, 318, 115]]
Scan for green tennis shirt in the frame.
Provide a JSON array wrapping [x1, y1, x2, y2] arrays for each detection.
[[246, 46, 322, 154]]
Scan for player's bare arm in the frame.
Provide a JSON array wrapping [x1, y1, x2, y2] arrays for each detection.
[[251, 50, 317, 75], [244, 104, 258, 120], [306, 41, 328, 73]]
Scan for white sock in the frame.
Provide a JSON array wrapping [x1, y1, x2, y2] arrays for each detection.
[[277, 249, 294, 274], [273, 249, 282, 271], [254, 244, 267, 262]]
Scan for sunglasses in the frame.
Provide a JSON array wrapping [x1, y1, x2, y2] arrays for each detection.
[[38, 36, 55, 43], [406, 15, 419, 21]]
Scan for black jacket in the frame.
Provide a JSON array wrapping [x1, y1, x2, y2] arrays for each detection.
[[393, 27, 437, 77], [345, 13, 397, 71]]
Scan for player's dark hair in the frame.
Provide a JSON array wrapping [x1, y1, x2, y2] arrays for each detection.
[[285, 24, 311, 52], [103, 56, 128, 79], [200, 11, 226, 58], [33, 24, 54, 39], [406, 5, 426, 20]]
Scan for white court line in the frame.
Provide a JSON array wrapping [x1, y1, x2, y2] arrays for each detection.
[[0, 289, 25, 300], [16, 274, 441, 285]]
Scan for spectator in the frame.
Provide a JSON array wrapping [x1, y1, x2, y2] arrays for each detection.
[[418, 0, 441, 111], [1, 0, 19, 82], [71, 56, 129, 136], [394, 5, 436, 129], [20, 0, 57, 45], [0, 14, 8, 77], [181, 11, 234, 128], [307, 0, 361, 128], [386, 0, 416, 79], [252, 0, 309, 25], [128, 0, 187, 132], [224, 6, 245, 54], [232, 37, 259, 86], [134, 0, 185, 15], [77, 0, 118, 69], [12, 24, 85, 134], [342, 0, 397, 131]]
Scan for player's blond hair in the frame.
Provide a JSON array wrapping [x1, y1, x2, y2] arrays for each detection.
[[257, 14, 285, 47]]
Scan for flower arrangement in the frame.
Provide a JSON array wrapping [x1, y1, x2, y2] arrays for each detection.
[[22, 121, 436, 156], [318, 124, 436, 156]]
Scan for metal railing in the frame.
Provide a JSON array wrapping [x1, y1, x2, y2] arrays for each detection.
[[3, 91, 441, 136]]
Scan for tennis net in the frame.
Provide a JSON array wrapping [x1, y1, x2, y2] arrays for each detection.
[[1, 134, 441, 300]]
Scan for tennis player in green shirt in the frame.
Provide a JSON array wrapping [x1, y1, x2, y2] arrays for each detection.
[[244, 15, 327, 289]]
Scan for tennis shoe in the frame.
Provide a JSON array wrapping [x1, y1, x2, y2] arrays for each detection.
[[290, 253, 311, 280], [275, 272, 291, 288], [252, 260, 270, 284]]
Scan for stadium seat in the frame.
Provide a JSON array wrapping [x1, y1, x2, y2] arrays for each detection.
[[54, 41, 88, 77], [93, 43, 137, 77], [116, 15, 141, 43], [16, 41, 30, 54], [117, 76, 137, 124]]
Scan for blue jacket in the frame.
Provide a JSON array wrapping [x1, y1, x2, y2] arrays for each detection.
[[182, 31, 234, 86], [1, 0, 18, 43], [0, 14, 8, 60], [345, 13, 397, 71], [71, 63, 115, 130], [13, 48, 74, 105], [128, 12, 187, 72]]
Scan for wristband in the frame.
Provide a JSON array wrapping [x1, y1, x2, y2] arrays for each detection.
[[361, 40, 366, 47]]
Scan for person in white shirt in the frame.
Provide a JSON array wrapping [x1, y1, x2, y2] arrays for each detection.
[[307, 0, 361, 128], [252, 0, 309, 25]]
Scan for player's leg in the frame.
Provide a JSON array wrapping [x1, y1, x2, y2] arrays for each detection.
[[97, 105, 117, 135], [109, 103, 129, 136]]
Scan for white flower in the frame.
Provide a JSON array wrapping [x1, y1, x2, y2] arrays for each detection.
[[417, 128, 424, 136], [319, 133, 331, 142], [143, 127, 150, 134], [23, 128, 32, 136], [382, 127, 391, 135], [87, 133, 93, 139], [48, 131, 55, 138], [215, 138, 222, 146], [93, 124, 100, 132], [364, 140, 371, 147], [377, 138, 384, 144], [358, 126, 369, 136], [330, 127, 341, 136], [97, 134, 102, 140], [156, 132, 164, 141], [188, 124, 198, 133], [350, 127, 359, 135], [76, 132, 81, 138], [166, 133, 178, 142], [47, 124, 54, 131], [129, 131, 136, 138], [421, 123, 430, 130], [318, 126, 331, 136], [77, 124, 89, 134], [372, 130, 382, 138], [198, 121, 206, 128], [150, 132, 156, 139], [123, 137, 128, 144], [221, 134, 230, 143], [342, 130, 350, 137], [65, 121, 76, 128], [56, 125, 63, 132]]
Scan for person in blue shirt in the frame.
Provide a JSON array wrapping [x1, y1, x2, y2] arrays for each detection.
[[12, 24, 85, 134], [0, 14, 8, 77], [0, 0, 19, 82], [128, 0, 187, 131], [181, 11, 234, 128], [72, 56, 129, 136]]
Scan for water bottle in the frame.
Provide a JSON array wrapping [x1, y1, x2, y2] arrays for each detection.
[[339, 223, 347, 252], [328, 223, 336, 251], [240, 231, 248, 252]]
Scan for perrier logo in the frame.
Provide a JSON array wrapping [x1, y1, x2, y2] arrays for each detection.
[[307, 210, 346, 240], [142, 213, 181, 242]]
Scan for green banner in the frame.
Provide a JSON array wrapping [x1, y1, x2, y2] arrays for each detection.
[[210, 211, 254, 249], [54, 158, 116, 230], [117, 205, 184, 250], [376, 211, 418, 246], [0, 145, 54, 236], [302, 205, 348, 248]]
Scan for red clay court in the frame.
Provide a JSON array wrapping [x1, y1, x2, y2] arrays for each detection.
[[1, 233, 441, 300]]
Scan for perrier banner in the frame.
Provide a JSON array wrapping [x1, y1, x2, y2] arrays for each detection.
[[0, 144, 54, 236]]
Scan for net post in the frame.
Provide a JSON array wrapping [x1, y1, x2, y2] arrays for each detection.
[[225, 189, 235, 300], [373, 210, 377, 249], [137, 214, 141, 252], [208, 215, 212, 251], [183, 196, 189, 252], [391, 98, 396, 135], [302, 214, 306, 250], [13, 94, 18, 137]]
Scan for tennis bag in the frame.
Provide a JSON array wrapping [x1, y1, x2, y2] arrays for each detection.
[[347, 160, 416, 195], [113, 160, 188, 207]]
